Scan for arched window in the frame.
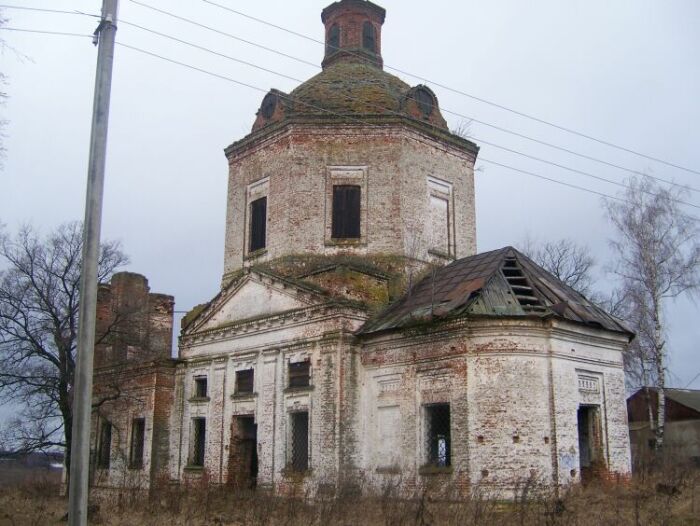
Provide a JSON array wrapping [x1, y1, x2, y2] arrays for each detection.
[[414, 88, 434, 116], [362, 21, 376, 52], [327, 24, 340, 55]]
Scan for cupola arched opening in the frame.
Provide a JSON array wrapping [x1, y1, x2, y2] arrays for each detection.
[[362, 21, 376, 53]]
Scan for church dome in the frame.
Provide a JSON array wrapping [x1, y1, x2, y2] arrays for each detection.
[[249, 0, 449, 132], [288, 61, 410, 118]]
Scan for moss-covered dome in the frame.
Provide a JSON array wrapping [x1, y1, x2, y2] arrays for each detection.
[[289, 61, 409, 116], [284, 62, 448, 130]]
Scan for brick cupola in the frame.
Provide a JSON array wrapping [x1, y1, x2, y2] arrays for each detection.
[[321, 0, 386, 69]]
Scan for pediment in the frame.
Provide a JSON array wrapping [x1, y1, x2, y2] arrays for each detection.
[[187, 272, 324, 334]]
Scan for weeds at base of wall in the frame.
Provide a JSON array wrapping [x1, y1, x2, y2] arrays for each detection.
[[1, 467, 699, 525]]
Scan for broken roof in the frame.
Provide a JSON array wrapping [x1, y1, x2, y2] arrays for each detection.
[[360, 246, 633, 337]]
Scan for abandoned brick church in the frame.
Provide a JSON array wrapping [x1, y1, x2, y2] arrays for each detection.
[[90, 0, 633, 495]]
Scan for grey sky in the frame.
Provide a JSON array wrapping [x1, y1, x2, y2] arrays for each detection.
[[2, 0, 699, 404]]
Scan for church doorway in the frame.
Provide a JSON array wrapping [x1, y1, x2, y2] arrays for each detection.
[[577, 405, 604, 483], [228, 416, 258, 489]]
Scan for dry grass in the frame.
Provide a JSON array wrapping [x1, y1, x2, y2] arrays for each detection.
[[0, 468, 699, 526]]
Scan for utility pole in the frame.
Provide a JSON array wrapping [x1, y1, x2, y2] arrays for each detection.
[[68, 1, 118, 525]]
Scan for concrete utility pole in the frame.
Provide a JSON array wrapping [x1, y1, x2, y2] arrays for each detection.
[[68, 1, 118, 525]]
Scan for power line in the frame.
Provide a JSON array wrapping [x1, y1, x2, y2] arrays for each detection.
[[196, 0, 700, 177], [0, 27, 92, 38], [115, 19, 700, 210], [0, 4, 99, 17], [112, 41, 641, 208], [124, 0, 699, 195], [7, 25, 696, 216]]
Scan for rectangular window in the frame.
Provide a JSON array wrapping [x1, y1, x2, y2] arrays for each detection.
[[194, 376, 208, 398], [332, 185, 361, 238], [249, 196, 267, 252], [190, 417, 206, 467], [290, 412, 309, 471], [288, 360, 310, 388], [235, 369, 254, 394], [429, 195, 449, 254], [97, 421, 112, 469], [425, 404, 451, 467], [129, 418, 146, 469]]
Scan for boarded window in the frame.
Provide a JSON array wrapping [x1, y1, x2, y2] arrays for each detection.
[[194, 376, 208, 398], [129, 418, 145, 469], [429, 195, 449, 254], [290, 412, 309, 471], [97, 421, 112, 469], [288, 360, 310, 388], [327, 23, 340, 54], [190, 417, 206, 467], [362, 21, 376, 52], [377, 405, 400, 468], [236, 369, 254, 394], [425, 404, 451, 467], [249, 196, 267, 252], [332, 185, 361, 239]]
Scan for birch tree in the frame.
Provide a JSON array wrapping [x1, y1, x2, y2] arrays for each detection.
[[605, 176, 700, 450]]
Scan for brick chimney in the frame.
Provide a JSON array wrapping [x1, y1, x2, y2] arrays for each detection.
[[321, 0, 386, 69]]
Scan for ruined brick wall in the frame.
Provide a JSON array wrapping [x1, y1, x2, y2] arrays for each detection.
[[91, 361, 176, 489], [222, 124, 476, 284], [357, 318, 631, 496], [91, 272, 176, 489], [95, 272, 174, 367]]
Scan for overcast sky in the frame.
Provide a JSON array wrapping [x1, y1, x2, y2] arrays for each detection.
[[2, 0, 699, 408]]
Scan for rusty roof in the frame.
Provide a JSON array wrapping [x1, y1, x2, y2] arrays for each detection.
[[360, 246, 633, 337]]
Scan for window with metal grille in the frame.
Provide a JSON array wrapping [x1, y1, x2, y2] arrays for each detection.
[[249, 196, 267, 252], [332, 185, 361, 239], [288, 360, 310, 388], [97, 421, 112, 468], [190, 417, 206, 467], [290, 411, 309, 471], [129, 418, 145, 469], [327, 23, 340, 54], [194, 376, 208, 398], [362, 21, 376, 52], [425, 404, 451, 467], [235, 369, 254, 394]]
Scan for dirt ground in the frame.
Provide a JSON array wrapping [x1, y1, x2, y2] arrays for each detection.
[[1, 469, 699, 526]]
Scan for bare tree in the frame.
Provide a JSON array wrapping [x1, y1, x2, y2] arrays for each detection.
[[520, 237, 596, 297], [605, 176, 700, 450], [0, 222, 128, 470]]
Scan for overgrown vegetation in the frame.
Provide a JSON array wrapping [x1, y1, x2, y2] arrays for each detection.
[[1, 466, 699, 525]]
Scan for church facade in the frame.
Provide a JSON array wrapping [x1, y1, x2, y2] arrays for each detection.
[[90, 0, 632, 496]]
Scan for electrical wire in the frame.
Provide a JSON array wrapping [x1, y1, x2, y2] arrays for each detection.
[[114, 41, 635, 206], [123, 0, 700, 194], [114, 19, 700, 210], [0, 27, 92, 38], [0, 4, 99, 17], [196, 0, 700, 177], [6, 25, 699, 214]]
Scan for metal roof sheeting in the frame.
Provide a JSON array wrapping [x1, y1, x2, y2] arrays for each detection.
[[360, 246, 633, 337]]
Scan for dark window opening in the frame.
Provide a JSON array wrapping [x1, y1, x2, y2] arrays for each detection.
[[129, 418, 146, 469], [290, 411, 309, 471], [414, 88, 434, 116], [190, 417, 206, 467], [425, 404, 451, 467], [228, 416, 258, 488], [235, 369, 254, 394], [362, 21, 376, 52], [97, 421, 112, 469], [288, 360, 310, 388], [578, 405, 603, 483], [260, 93, 277, 119], [194, 376, 208, 398], [249, 196, 267, 252], [327, 24, 340, 54], [332, 185, 361, 239]]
